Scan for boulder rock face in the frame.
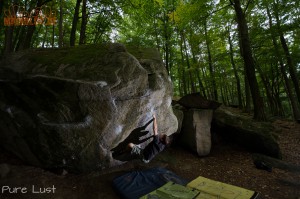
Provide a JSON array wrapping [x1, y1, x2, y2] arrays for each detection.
[[0, 43, 177, 173], [180, 109, 214, 156], [172, 105, 184, 134], [212, 106, 281, 159]]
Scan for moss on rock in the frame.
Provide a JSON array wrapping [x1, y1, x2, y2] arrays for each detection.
[[212, 106, 282, 159]]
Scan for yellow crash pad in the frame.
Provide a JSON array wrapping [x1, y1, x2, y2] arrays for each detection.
[[187, 176, 259, 199], [140, 181, 200, 199]]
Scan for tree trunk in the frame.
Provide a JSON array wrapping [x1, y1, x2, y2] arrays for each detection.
[[232, 0, 266, 121], [204, 21, 218, 101], [279, 36, 300, 104], [79, 0, 87, 45], [201, 66, 211, 99], [4, 27, 14, 54], [42, 26, 48, 48], [12, 26, 22, 50], [3, 2, 16, 54], [228, 82, 234, 105], [15, 26, 25, 51], [220, 84, 226, 105], [181, 31, 196, 93], [272, 63, 285, 116], [52, 25, 55, 48], [21, 26, 36, 49], [179, 33, 186, 94], [181, 66, 188, 96], [0, 0, 4, 32], [191, 48, 206, 97], [58, 0, 63, 48], [256, 62, 276, 115], [153, 17, 161, 53], [276, 34, 300, 105], [32, 25, 43, 48], [280, 65, 300, 120], [178, 66, 183, 96], [163, 11, 170, 75], [177, 28, 187, 96], [196, 69, 207, 97], [273, 1, 300, 105], [0, 0, 5, 35], [15, 0, 28, 50], [228, 27, 243, 109], [0, 0, 3, 17], [266, 5, 300, 120], [70, 0, 82, 46], [19, 0, 49, 50]]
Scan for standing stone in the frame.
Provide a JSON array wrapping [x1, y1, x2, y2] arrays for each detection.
[[180, 109, 213, 156]]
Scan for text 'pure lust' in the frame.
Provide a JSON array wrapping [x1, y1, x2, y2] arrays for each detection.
[[2, 185, 56, 194]]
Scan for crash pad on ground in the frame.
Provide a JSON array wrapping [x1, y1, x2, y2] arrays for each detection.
[[140, 181, 200, 199], [112, 167, 260, 199], [112, 167, 189, 199], [187, 176, 260, 199]]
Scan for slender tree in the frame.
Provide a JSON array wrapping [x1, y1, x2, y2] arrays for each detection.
[[70, 0, 82, 46], [3, 2, 17, 54], [58, 0, 63, 48], [231, 0, 266, 121], [273, 0, 300, 105], [204, 20, 218, 101], [181, 30, 196, 93], [227, 27, 243, 109], [265, 3, 300, 120], [19, 0, 53, 50], [79, 0, 87, 45], [162, 11, 170, 75], [0, 0, 4, 33]]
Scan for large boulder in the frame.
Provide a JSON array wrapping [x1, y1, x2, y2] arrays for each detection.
[[0, 43, 177, 173], [212, 106, 281, 159]]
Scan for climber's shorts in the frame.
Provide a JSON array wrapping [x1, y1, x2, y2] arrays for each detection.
[[130, 144, 150, 163]]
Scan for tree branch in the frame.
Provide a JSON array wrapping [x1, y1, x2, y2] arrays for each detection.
[[244, 0, 253, 14], [203, 3, 233, 20]]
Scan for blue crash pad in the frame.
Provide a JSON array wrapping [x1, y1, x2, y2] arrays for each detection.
[[112, 167, 189, 199]]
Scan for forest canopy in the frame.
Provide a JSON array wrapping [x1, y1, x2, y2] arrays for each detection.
[[0, 0, 299, 121]]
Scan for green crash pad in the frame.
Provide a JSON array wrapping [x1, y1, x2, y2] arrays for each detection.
[[140, 176, 260, 199], [187, 176, 260, 199], [140, 181, 200, 199]]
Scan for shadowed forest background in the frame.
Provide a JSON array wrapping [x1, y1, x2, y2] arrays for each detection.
[[0, 1, 300, 198], [0, 0, 299, 121]]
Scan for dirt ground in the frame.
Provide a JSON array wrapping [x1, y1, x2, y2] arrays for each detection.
[[0, 119, 299, 199]]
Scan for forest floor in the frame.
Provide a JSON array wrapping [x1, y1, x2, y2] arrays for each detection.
[[0, 119, 299, 199]]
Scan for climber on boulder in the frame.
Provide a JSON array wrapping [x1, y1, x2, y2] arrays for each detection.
[[127, 114, 170, 163]]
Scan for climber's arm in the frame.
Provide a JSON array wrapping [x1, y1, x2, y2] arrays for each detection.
[[153, 114, 158, 136]]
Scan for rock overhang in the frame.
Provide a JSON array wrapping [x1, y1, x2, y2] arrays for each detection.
[[0, 43, 178, 173]]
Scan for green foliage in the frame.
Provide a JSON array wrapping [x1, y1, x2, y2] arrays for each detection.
[[0, 0, 299, 119]]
